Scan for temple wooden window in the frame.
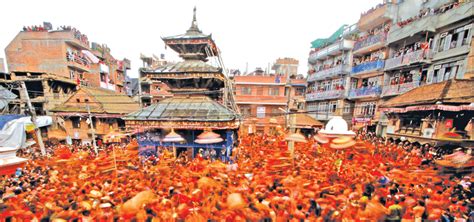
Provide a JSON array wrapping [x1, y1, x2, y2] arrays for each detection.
[[71, 117, 81, 129]]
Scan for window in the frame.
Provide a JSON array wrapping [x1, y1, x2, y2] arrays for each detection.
[[359, 102, 376, 116], [69, 70, 75, 80], [71, 117, 81, 129], [241, 87, 252, 95], [76, 98, 81, 103], [318, 102, 327, 114], [84, 99, 89, 103], [268, 87, 279, 96], [256, 106, 265, 118], [343, 103, 351, 114], [295, 87, 305, 96], [100, 73, 107, 82], [329, 101, 337, 113]]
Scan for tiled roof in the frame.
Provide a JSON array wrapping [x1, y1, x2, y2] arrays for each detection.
[[149, 60, 220, 73], [124, 96, 238, 121], [51, 87, 139, 114], [381, 79, 474, 108]]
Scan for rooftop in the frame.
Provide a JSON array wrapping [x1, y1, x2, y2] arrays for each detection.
[[51, 87, 139, 114], [125, 96, 238, 122], [381, 79, 474, 108]]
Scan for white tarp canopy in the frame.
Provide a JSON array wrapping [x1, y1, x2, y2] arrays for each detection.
[[0, 116, 52, 150], [0, 86, 17, 110]]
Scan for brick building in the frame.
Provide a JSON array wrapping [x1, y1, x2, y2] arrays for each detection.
[[234, 73, 319, 135], [5, 24, 131, 94]]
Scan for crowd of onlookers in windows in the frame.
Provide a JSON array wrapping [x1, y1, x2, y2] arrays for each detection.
[[66, 50, 90, 67], [360, 2, 386, 17], [355, 24, 391, 42], [392, 41, 431, 58], [58, 26, 90, 46], [353, 49, 386, 67], [22, 24, 90, 46], [397, 1, 461, 28], [307, 81, 345, 94]]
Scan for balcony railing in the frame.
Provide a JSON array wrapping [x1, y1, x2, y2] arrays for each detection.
[[349, 85, 382, 98], [351, 60, 385, 75], [381, 81, 419, 97], [305, 90, 345, 101], [308, 39, 354, 63], [384, 49, 432, 70], [353, 32, 387, 52], [307, 64, 350, 82]]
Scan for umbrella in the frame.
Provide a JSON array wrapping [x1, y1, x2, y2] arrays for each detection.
[[329, 136, 356, 149], [319, 116, 355, 137], [162, 129, 186, 143], [314, 133, 329, 144], [285, 132, 307, 143], [194, 129, 224, 144], [104, 130, 127, 143]]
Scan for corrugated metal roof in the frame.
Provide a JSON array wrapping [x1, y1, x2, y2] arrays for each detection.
[[151, 60, 220, 73], [125, 96, 237, 121]]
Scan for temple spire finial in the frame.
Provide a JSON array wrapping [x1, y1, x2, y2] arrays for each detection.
[[187, 6, 201, 34]]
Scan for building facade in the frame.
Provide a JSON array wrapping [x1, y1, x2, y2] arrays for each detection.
[[306, 0, 474, 136], [5, 23, 131, 94], [306, 25, 357, 124], [272, 57, 299, 76], [234, 74, 306, 134], [379, 79, 474, 146]]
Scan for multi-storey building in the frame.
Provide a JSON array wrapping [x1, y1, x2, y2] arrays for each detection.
[[378, 0, 473, 136], [5, 24, 130, 94], [234, 71, 318, 135], [306, 0, 473, 136], [348, 2, 395, 131], [272, 57, 299, 76], [137, 54, 173, 106], [306, 25, 357, 124]]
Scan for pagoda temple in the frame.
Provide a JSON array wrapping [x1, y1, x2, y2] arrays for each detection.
[[124, 7, 240, 159]]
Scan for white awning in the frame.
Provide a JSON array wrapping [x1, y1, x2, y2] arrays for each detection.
[[82, 50, 100, 64]]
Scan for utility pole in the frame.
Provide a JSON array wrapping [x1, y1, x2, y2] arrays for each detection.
[[86, 104, 98, 155], [20, 81, 46, 156]]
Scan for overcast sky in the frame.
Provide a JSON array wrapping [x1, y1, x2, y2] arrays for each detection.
[[1, 0, 380, 77]]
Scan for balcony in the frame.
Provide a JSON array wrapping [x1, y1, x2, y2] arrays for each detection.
[[305, 90, 345, 101], [358, 3, 395, 31], [349, 86, 382, 99], [308, 39, 354, 63], [353, 32, 387, 54], [435, 2, 473, 30], [351, 60, 385, 76], [66, 51, 90, 72], [388, 16, 437, 44], [384, 49, 432, 70], [307, 64, 351, 82], [381, 81, 419, 97]]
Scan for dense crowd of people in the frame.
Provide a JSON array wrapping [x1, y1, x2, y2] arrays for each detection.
[[397, 1, 462, 28], [0, 132, 472, 221]]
